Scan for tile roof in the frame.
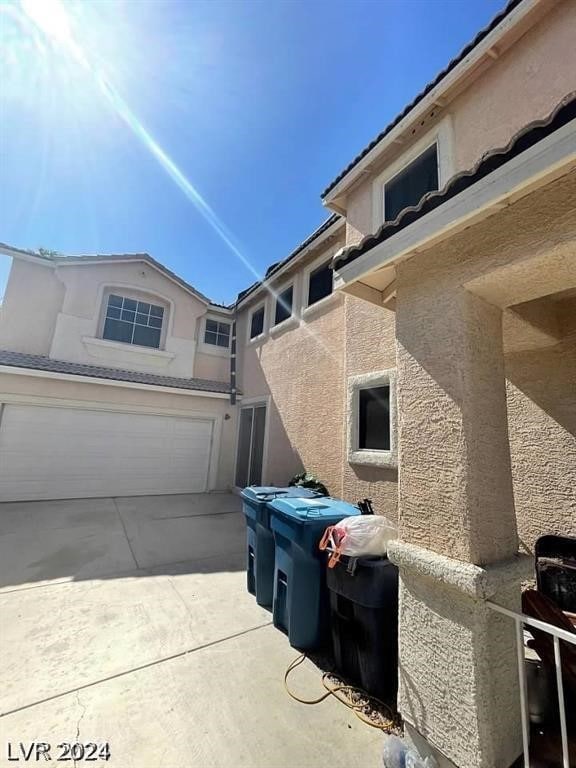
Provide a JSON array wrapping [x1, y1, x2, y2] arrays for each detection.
[[322, 0, 523, 199], [0, 349, 233, 394], [236, 213, 343, 304], [333, 93, 576, 271], [0, 247, 212, 305]]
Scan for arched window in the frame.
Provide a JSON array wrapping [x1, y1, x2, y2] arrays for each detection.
[[101, 289, 167, 349]]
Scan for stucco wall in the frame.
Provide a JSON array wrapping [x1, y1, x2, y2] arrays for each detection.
[[194, 350, 230, 382], [394, 174, 576, 558], [235, 232, 401, 514], [236, 236, 346, 495], [451, 0, 576, 174], [0, 371, 236, 491], [343, 295, 398, 520], [49, 261, 206, 378], [0, 258, 232, 383], [342, 0, 576, 244], [506, 334, 576, 550], [0, 260, 64, 355]]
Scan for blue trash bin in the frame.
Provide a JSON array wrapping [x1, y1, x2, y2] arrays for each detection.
[[268, 497, 360, 649], [241, 486, 321, 607]]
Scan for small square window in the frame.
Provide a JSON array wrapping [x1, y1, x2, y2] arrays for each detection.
[[250, 306, 265, 339], [123, 298, 137, 312], [308, 261, 332, 306], [274, 286, 293, 325], [108, 294, 123, 309], [358, 386, 390, 450], [347, 369, 397, 468], [121, 309, 135, 322], [203, 319, 230, 348]]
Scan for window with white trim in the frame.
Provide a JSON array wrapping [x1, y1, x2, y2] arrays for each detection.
[[274, 284, 293, 326], [383, 143, 439, 222], [204, 318, 231, 348], [347, 369, 397, 468], [307, 260, 333, 307], [102, 293, 164, 349]]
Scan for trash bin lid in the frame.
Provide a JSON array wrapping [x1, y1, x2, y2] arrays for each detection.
[[240, 486, 321, 503], [269, 496, 359, 524]]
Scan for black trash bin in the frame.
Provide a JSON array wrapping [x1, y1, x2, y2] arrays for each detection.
[[326, 555, 398, 703]]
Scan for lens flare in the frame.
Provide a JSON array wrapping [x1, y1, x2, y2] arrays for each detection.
[[18, 0, 337, 358], [21, 0, 73, 46]]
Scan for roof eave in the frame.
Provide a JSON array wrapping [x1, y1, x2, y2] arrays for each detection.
[[322, 0, 544, 207], [235, 215, 345, 309], [333, 115, 576, 298]]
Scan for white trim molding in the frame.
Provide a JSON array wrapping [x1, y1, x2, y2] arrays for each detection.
[[347, 368, 397, 468]]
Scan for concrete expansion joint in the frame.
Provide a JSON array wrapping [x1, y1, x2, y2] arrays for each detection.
[[387, 540, 533, 599]]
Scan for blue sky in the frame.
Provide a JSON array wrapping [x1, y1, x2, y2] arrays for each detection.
[[0, 0, 505, 305]]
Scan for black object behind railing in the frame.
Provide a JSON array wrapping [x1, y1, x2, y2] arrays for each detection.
[[535, 534, 576, 613]]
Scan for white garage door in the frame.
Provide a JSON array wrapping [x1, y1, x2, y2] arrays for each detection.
[[0, 404, 215, 501]]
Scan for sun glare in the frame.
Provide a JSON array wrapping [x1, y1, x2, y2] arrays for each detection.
[[21, 0, 74, 46], [11, 0, 337, 356]]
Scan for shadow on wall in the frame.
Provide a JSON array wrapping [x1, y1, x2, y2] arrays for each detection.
[[0, 493, 248, 591], [240, 326, 340, 494], [505, 335, 576, 552]]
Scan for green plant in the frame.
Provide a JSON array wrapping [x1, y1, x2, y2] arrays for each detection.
[[288, 471, 328, 496]]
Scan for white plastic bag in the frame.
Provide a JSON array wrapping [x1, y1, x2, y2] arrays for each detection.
[[382, 735, 407, 768], [382, 735, 438, 768], [319, 514, 397, 567]]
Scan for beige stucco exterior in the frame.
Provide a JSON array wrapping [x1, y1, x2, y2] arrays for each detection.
[[0, 257, 232, 382], [0, 259, 65, 356], [391, 173, 576, 558], [235, 227, 403, 513], [343, 0, 576, 245], [1, 2, 574, 766], [337, 155, 575, 767], [235, 232, 347, 495]]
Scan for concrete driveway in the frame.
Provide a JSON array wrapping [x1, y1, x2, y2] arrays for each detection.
[[0, 494, 381, 767]]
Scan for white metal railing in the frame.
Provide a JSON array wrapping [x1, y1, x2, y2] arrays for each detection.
[[487, 600, 576, 768]]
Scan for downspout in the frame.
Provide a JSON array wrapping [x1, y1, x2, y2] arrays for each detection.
[[230, 319, 237, 406]]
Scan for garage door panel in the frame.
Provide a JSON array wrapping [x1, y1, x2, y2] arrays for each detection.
[[0, 405, 215, 501]]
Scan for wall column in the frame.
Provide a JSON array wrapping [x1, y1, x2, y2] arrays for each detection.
[[390, 270, 530, 768]]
